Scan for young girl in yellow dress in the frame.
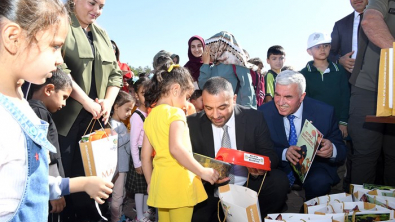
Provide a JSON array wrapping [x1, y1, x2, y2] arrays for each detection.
[[141, 57, 219, 221]]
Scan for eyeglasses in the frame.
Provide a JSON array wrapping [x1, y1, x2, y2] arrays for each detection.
[[312, 44, 331, 50], [112, 44, 116, 50]]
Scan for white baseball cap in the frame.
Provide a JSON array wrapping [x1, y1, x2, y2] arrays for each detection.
[[307, 32, 331, 49]]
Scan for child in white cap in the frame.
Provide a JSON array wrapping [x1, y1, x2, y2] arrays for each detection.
[[300, 32, 350, 139]]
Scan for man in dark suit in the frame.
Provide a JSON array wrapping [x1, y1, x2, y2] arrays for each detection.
[[329, 0, 367, 192], [259, 70, 347, 200], [329, 0, 368, 74], [187, 77, 288, 222]]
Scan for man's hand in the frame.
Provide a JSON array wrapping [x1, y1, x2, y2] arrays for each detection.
[[49, 197, 66, 213], [215, 177, 230, 185], [339, 51, 355, 73], [286, 146, 301, 165], [339, 124, 348, 138], [316, 139, 333, 158], [247, 167, 266, 177]]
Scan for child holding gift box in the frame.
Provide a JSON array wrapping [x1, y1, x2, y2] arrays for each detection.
[[0, 1, 113, 221], [141, 57, 219, 221]]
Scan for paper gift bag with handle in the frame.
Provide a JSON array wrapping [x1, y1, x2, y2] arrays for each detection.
[[304, 193, 353, 213], [265, 213, 335, 222], [377, 48, 393, 116], [79, 119, 118, 181], [308, 202, 394, 222], [218, 184, 262, 222]]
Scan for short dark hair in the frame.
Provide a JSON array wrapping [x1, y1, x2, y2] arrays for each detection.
[[30, 67, 72, 94], [267, 45, 285, 59], [190, 90, 202, 101], [202, 77, 233, 96], [133, 76, 149, 92]]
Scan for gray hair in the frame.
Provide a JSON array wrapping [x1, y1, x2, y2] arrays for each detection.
[[276, 70, 306, 96]]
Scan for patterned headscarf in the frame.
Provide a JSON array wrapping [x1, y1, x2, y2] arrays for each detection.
[[205, 31, 249, 67]]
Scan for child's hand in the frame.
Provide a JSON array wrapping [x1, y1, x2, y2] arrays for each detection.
[[84, 176, 114, 204], [136, 167, 143, 175], [200, 168, 219, 185], [49, 197, 66, 213]]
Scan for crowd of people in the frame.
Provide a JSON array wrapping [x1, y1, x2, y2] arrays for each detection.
[[1, 0, 395, 222]]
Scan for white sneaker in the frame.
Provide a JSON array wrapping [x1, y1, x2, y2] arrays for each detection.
[[143, 208, 156, 221]]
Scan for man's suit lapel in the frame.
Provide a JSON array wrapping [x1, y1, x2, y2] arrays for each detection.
[[234, 105, 246, 151], [302, 98, 317, 127], [201, 114, 216, 158]]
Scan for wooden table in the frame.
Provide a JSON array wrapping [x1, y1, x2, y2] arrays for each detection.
[[365, 115, 395, 124]]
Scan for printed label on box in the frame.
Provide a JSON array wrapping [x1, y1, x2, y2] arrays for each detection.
[[244, 153, 264, 165]]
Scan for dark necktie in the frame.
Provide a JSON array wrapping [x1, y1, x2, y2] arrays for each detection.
[[287, 115, 297, 186], [351, 13, 368, 84], [222, 125, 234, 184], [357, 13, 363, 38]]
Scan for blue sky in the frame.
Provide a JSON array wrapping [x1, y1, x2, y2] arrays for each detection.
[[95, 0, 354, 71]]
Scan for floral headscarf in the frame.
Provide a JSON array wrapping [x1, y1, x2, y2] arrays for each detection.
[[205, 31, 249, 67]]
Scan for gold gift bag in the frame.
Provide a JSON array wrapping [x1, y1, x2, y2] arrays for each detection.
[[377, 48, 392, 116], [393, 43, 395, 116]]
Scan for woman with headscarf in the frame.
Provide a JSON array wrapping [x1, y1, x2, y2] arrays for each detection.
[[198, 31, 257, 109], [53, 0, 123, 221], [184, 35, 205, 89]]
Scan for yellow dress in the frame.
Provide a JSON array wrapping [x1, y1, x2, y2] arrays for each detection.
[[144, 104, 207, 208]]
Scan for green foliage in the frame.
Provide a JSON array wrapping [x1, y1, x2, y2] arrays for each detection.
[[130, 65, 152, 77]]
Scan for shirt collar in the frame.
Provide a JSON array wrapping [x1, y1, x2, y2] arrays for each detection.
[[227, 110, 236, 129], [213, 109, 236, 129], [354, 11, 361, 20], [286, 101, 304, 120], [306, 60, 340, 73]]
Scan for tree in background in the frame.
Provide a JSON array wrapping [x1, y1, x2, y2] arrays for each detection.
[[130, 65, 152, 77]]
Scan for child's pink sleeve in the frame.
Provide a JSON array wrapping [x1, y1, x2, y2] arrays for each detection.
[[129, 113, 144, 168]]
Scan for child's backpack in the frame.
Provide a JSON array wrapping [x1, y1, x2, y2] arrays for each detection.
[[133, 109, 145, 122], [232, 65, 265, 107], [249, 69, 265, 107]]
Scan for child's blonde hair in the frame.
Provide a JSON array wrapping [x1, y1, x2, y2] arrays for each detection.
[[0, 0, 68, 45]]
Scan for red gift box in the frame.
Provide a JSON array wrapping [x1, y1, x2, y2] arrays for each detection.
[[215, 147, 271, 171]]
